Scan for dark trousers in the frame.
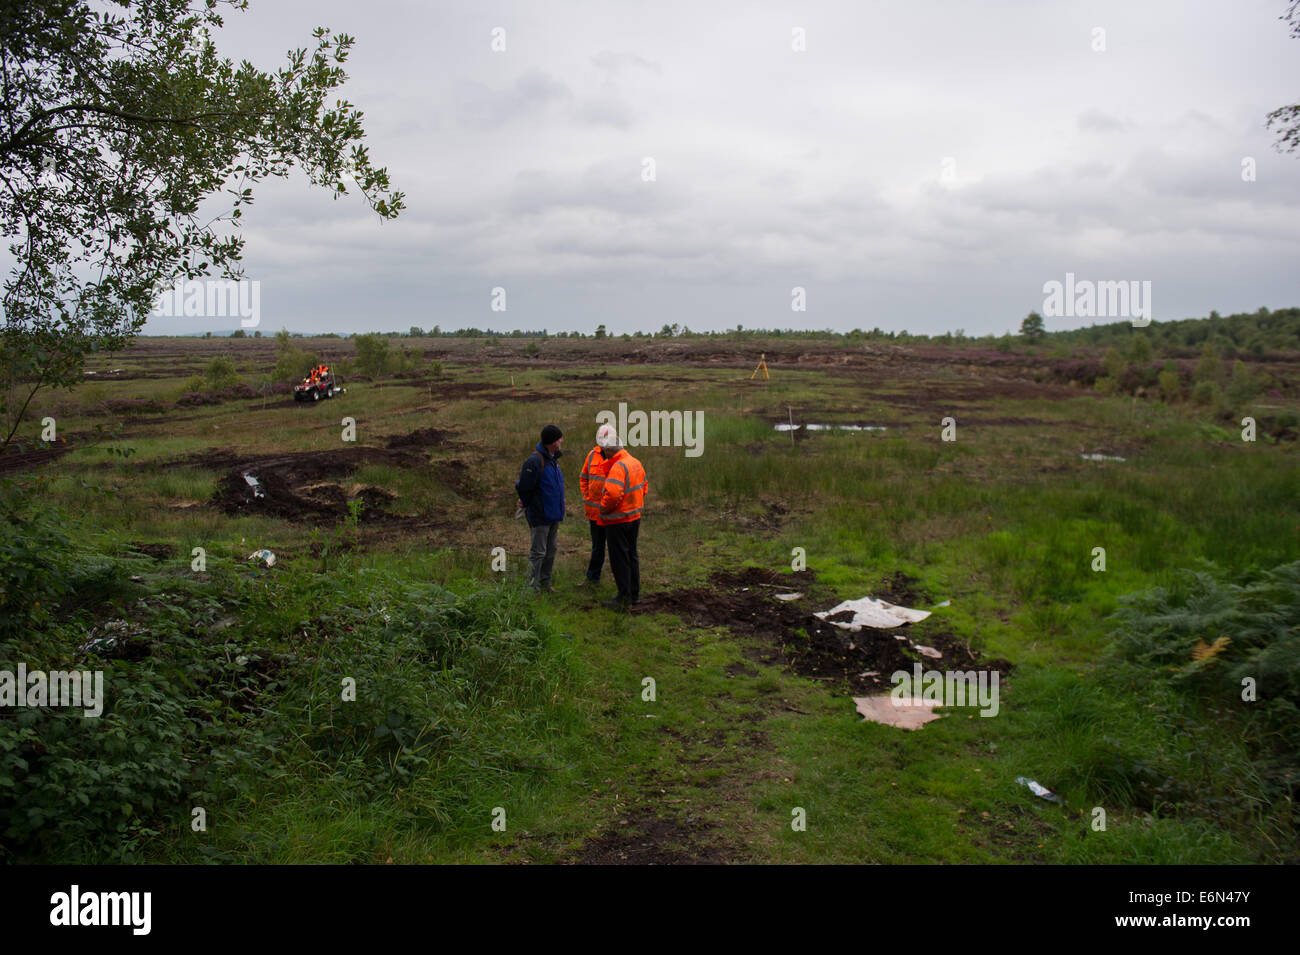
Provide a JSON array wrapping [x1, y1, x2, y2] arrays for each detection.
[[586, 519, 607, 581], [605, 519, 640, 603]]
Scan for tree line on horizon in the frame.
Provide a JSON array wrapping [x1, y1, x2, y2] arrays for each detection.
[[209, 306, 1300, 357]]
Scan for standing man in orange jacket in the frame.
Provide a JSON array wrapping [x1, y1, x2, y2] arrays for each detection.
[[577, 424, 618, 588], [598, 434, 648, 609]]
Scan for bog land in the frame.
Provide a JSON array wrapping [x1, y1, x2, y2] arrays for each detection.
[[0, 332, 1296, 864]]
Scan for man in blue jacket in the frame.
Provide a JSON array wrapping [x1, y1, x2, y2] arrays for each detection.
[[515, 424, 565, 593]]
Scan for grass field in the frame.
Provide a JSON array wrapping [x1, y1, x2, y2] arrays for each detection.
[[1, 334, 1296, 864]]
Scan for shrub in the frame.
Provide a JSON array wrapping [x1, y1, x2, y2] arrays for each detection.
[[1195, 343, 1221, 384], [273, 348, 317, 383], [1048, 358, 1104, 386], [353, 333, 392, 378], [1103, 347, 1126, 380], [1225, 360, 1259, 405], [1104, 560, 1300, 810], [203, 355, 241, 390], [1128, 332, 1152, 364], [1158, 369, 1181, 402], [1191, 380, 1219, 406]]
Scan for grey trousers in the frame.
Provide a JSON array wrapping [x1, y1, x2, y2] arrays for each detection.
[[528, 522, 559, 590]]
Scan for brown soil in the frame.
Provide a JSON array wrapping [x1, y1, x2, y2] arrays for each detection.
[[384, 426, 457, 448], [570, 811, 733, 865], [0, 437, 77, 475], [193, 446, 422, 523], [636, 567, 1011, 694]]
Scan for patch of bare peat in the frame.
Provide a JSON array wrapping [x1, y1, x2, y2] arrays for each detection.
[[636, 567, 1011, 693]]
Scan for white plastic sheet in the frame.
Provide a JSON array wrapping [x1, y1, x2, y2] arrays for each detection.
[[815, 597, 931, 631]]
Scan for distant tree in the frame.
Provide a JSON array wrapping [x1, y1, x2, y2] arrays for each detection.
[[1194, 342, 1221, 384], [594, 324, 607, 339], [1128, 332, 1152, 364], [230, 328, 246, 338], [1019, 312, 1046, 340], [1103, 347, 1126, 380], [354, 333, 391, 377], [253, 330, 262, 338], [204, 355, 240, 389], [1225, 360, 1260, 405], [409, 326, 423, 337]]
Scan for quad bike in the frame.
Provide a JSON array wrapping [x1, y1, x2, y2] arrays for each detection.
[[293, 366, 342, 401]]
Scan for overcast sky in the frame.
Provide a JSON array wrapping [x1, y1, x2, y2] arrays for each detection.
[[141, 0, 1300, 337]]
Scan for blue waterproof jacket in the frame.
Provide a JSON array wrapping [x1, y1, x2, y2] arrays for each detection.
[[516, 442, 565, 526]]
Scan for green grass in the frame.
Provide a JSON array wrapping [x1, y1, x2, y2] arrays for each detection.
[[2, 345, 1296, 863]]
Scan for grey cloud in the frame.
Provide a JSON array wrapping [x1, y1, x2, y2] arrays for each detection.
[[591, 51, 662, 77], [455, 69, 573, 129], [1078, 109, 1127, 132]]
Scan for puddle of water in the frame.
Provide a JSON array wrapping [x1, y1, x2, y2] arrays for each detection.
[[1079, 453, 1126, 462], [242, 472, 265, 498], [774, 423, 887, 432]]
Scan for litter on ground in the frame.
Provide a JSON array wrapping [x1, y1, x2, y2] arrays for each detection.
[[817, 596, 931, 630], [1079, 453, 1125, 462], [774, 423, 888, 432], [247, 549, 276, 567], [1015, 776, 1067, 804], [774, 592, 803, 601], [242, 472, 265, 498], [853, 695, 945, 730]]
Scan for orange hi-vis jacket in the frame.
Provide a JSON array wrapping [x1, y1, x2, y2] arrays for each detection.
[[580, 446, 613, 522], [599, 449, 647, 525]]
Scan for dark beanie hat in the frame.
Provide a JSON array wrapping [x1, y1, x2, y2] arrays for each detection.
[[541, 424, 563, 445]]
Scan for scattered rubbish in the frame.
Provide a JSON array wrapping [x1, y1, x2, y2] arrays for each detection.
[[817, 596, 931, 631], [933, 599, 951, 608], [79, 635, 119, 656], [1015, 777, 1067, 804], [247, 549, 276, 567], [774, 592, 803, 601], [915, 645, 943, 659], [774, 423, 887, 432], [854, 695, 945, 730], [242, 472, 265, 499], [1079, 453, 1125, 462], [76, 618, 138, 659]]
